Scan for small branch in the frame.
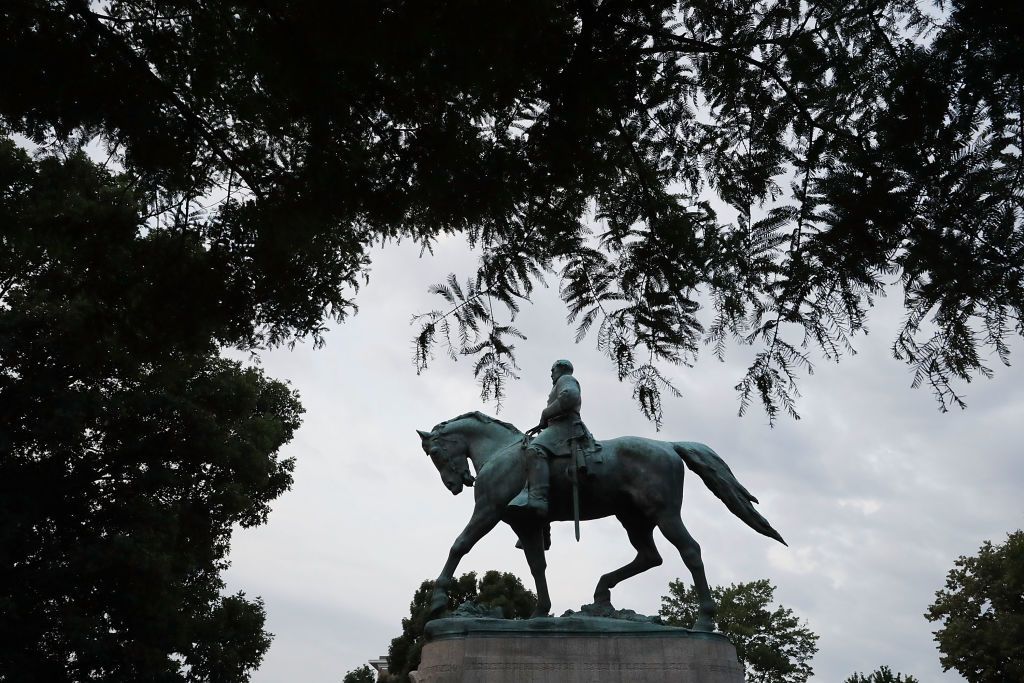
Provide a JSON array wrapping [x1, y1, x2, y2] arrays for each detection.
[[71, 2, 265, 198], [614, 118, 662, 220], [92, 11, 190, 24], [644, 31, 860, 144], [868, 11, 901, 61], [434, 286, 495, 325], [0, 273, 22, 305]]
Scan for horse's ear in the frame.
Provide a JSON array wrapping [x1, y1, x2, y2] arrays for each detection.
[[416, 429, 432, 441]]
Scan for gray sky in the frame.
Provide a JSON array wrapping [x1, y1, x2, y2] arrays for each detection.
[[223, 234, 1023, 682]]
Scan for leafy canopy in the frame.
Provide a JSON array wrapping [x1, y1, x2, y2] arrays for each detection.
[[0, 141, 299, 681], [844, 665, 920, 683], [2, 1, 1021, 425], [386, 571, 537, 682], [341, 665, 377, 683], [925, 530, 1024, 683], [660, 578, 819, 683]]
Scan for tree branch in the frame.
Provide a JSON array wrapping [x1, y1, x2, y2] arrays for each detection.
[[69, 1, 265, 198], [644, 31, 860, 145]]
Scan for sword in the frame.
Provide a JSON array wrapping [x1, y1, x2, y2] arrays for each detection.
[[570, 443, 583, 541], [572, 477, 581, 541]]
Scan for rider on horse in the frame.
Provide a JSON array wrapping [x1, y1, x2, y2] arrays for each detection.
[[516, 359, 597, 517]]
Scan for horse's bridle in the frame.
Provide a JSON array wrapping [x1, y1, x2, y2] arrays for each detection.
[[427, 431, 476, 487]]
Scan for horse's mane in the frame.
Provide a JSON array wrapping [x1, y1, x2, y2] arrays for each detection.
[[431, 411, 523, 436]]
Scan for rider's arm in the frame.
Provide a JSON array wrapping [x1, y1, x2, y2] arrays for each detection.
[[540, 379, 581, 424]]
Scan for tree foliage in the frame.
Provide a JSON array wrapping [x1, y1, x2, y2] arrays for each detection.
[[0, 142, 300, 680], [925, 530, 1024, 683], [1, 1, 1021, 425], [660, 578, 818, 683], [342, 664, 377, 683], [844, 665, 920, 683], [386, 571, 536, 682]]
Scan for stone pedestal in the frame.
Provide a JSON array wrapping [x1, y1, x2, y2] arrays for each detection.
[[410, 615, 744, 683]]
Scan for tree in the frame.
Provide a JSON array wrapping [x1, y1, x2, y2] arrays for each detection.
[[660, 578, 818, 683], [1, 1, 1021, 425], [844, 666, 920, 683], [387, 571, 536, 682], [0, 142, 300, 680], [342, 665, 377, 683], [925, 530, 1024, 683]]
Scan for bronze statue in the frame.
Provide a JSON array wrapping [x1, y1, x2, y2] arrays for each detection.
[[511, 359, 597, 523], [416, 363, 786, 632]]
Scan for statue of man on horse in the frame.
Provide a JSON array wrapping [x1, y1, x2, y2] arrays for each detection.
[[513, 359, 599, 518], [416, 362, 786, 630]]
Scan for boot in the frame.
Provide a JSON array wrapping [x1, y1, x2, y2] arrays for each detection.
[[526, 449, 549, 517]]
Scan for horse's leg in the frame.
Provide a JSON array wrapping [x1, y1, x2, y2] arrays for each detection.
[[511, 521, 551, 618], [657, 512, 716, 631], [592, 516, 662, 608], [428, 506, 501, 618]]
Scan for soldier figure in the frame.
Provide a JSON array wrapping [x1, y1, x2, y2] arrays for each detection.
[[517, 359, 594, 517]]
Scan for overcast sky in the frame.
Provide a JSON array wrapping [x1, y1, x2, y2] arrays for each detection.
[[223, 233, 1023, 683]]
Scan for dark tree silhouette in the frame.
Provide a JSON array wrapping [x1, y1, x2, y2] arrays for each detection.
[[844, 666, 920, 683], [660, 578, 818, 683], [925, 530, 1024, 683], [3, 1, 1020, 424], [387, 571, 536, 682], [0, 142, 299, 681], [342, 664, 377, 683]]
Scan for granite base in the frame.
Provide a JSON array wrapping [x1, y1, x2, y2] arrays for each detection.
[[410, 616, 744, 683]]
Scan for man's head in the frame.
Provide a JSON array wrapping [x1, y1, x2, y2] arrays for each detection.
[[550, 359, 574, 383]]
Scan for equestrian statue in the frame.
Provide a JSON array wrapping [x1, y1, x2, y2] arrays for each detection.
[[416, 360, 786, 632]]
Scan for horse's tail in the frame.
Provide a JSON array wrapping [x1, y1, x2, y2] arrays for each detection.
[[673, 442, 787, 546]]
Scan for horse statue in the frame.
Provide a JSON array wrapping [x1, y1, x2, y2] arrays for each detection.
[[417, 411, 786, 631]]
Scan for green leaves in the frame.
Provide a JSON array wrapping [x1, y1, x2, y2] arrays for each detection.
[[844, 665, 920, 683], [411, 274, 527, 408], [386, 571, 536, 682], [925, 530, 1024, 683], [0, 145, 299, 682], [342, 665, 377, 683], [660, 578, 819, 683], [396, 0, 1021, 425], [3, 1, 1022, 429]]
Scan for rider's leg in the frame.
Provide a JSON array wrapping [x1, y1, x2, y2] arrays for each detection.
[[526, 446, 549, 516]]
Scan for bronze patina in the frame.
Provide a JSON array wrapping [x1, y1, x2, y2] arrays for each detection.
[[512, 359, 597, 540], [417, 362, 786, 632]]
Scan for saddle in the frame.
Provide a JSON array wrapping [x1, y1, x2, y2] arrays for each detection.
[[527, 422, 603, 475]]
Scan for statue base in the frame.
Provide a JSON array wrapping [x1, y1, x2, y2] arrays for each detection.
[[410, 615, 744, 683]]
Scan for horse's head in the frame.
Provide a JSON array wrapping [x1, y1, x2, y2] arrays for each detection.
[[417, 428, 475, 496]]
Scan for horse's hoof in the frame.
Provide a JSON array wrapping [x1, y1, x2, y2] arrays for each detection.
[[427, 592, 448, 620]]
